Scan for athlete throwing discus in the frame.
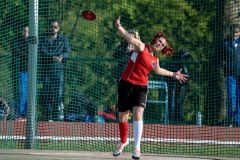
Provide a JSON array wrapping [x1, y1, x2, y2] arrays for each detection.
[[113, 17, 188, 160]]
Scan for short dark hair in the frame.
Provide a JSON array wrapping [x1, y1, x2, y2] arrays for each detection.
[[230, 24, 240, 33], [48, 19, 61, 27]]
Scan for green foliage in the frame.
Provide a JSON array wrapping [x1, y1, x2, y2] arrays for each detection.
[[0, 0, 221, 123], [0, 0, 238, 158]]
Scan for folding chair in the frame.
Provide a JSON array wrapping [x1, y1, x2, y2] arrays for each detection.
[[147, 80, 169, 124]]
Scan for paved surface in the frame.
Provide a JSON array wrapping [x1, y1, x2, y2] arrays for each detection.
[[0, 149, 237, 160]]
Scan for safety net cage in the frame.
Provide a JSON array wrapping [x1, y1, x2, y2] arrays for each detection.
[[0, 0, 239, 158]]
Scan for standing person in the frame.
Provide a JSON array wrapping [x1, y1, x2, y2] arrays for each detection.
[[113, 29, 141, 80], [12, 26, 29, 120], [40, 21, 70, 121], [164, 49, 191, 123], [113, 17, 188, 159], [223, 24, 240, 126]]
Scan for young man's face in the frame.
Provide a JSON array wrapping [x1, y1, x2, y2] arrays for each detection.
[[50, 22, 60, 34], [231, 28, 240, 40]]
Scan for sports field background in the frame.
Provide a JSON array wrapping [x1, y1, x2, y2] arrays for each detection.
[[0, 0, 240, 159], [1, 149, 237, 160]]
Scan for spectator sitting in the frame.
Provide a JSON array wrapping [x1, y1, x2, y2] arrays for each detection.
[[98, 105, 117, 122], [65, 92, 98, 122]]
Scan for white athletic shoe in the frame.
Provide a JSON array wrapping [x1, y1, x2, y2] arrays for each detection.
[[113, 140, 129, 156], [132, 149, 141, 159]]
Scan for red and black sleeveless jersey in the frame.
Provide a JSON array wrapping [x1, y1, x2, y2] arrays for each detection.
[[121, 45, 158, 85]]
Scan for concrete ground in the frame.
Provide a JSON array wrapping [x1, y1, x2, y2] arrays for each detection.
[[0, 149, 237, 160]]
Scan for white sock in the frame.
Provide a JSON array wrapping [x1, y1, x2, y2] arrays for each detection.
[[133, 120, 143, 151]]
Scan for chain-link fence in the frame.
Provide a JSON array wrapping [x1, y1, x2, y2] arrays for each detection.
[[0, 0, 239, 158]]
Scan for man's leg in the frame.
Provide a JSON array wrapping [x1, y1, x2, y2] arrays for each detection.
[[18, 72, 28, 118], [227, 76, 237, 125], [43, 75, 53, 120], [22, 72, 28, 117], [235, 83, 240, 125], [52, 70, 64, 121]]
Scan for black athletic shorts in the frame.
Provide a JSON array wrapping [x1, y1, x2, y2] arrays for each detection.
[[117, 79, 148, 112]]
